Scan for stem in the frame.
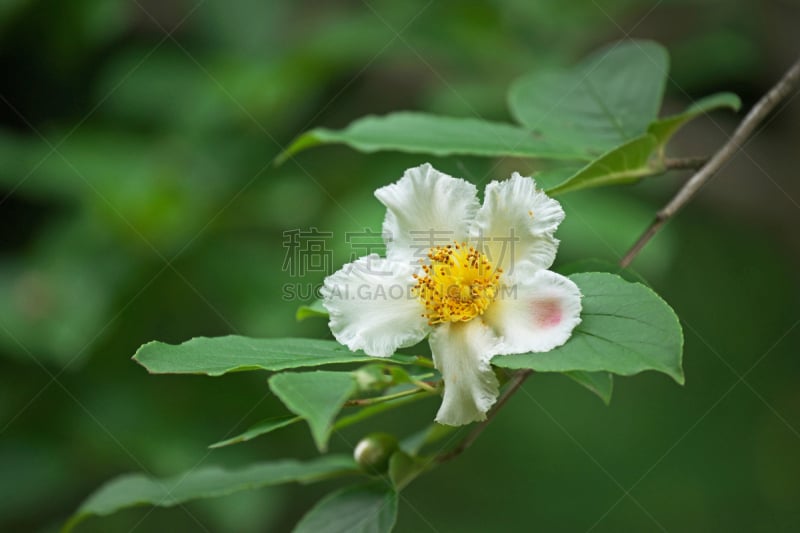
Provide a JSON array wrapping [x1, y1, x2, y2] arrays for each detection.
[[334, 389, 434, 431], [435, 369, 532, 463], [621, 55, 800, 268], [344, 387, 428, 407], [663, 156, 708, 170], [411, 379, 438, 393]]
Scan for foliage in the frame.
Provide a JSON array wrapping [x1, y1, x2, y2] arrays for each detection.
[[68, 241, 685, 530], [58, 35, 746, 533], [63, 456, 358, 532], [281, 41, 740, 196], [2, 2, 796, 533]]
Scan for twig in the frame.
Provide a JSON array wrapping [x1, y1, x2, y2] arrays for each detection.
[[436, 369, 533, 463], [663, 156, 708, 170], [411, 379, 439, 393], [334, 389, 433, 431], [620, 55, 800, 268], [345, 387, 427, 407]]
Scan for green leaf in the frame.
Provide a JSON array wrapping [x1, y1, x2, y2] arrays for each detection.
[[493, 272, 684, 384], [564, 371, 614, 405], [278, 112, 593, 163], [508, 40, 668, 153], [208, 415, 303, 449], [297, 299, 329, 321], [532, 166, 583, 191], [269, 371, 358, 452], [293, 483, 398, 533], [133, 336, 416, 376], [536, 92, 740, 196], [63, 455, 358, 533], [647, 92, 741, 152], [544, 134, 660, 195]]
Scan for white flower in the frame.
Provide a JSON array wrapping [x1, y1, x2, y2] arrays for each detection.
[[321, 163, 582, 426]]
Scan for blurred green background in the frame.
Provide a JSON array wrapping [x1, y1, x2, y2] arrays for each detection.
[[1, 0, 799, 531]]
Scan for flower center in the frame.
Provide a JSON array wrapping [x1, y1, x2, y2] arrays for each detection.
[[413, 242, 501, 325]]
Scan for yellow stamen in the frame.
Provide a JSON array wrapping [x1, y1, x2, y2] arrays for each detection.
[[413, 241, 501, 325]]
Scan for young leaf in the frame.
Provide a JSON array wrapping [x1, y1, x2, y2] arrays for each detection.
[[297, 299, 329, 321], [563, 371, 614, 405], [293, 482, 398, 533], [536, 92, 740, 195], [544, 134, 661, 195], [209, 415, 303, 449], [353, 364, 395, 393], [493, 272, 684, 384], [268, 371, 358, 452], [508, 40, 668, 153], [388, 451, 426, 490], [133, 336, 416, 376], [647, 92, 741, 153], [63, 455, 358, 533], [277, 112, 593, 163]]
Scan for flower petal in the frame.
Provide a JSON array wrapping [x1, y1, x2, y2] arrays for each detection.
[[470, 172, 564, 272], [375, 163, 480, 265], [321, 254, 430, 357], [429, 320, 502, 426], [485, 269, 582, 354]]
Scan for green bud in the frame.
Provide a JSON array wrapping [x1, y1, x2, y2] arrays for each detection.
[[353, 432, 399, 474], [353, 365, 392, 393]]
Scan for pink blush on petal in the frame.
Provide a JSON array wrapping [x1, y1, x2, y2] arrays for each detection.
[[532, 299, 562, 328]]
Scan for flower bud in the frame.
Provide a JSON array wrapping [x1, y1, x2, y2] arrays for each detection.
[[353, 365, 392, 393], [353, 433, 398, 474]]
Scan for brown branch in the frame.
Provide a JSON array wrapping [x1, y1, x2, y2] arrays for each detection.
[[663, 156, 708, 170], [436, 369, 533, 463], [621, 54, 800, 269]]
